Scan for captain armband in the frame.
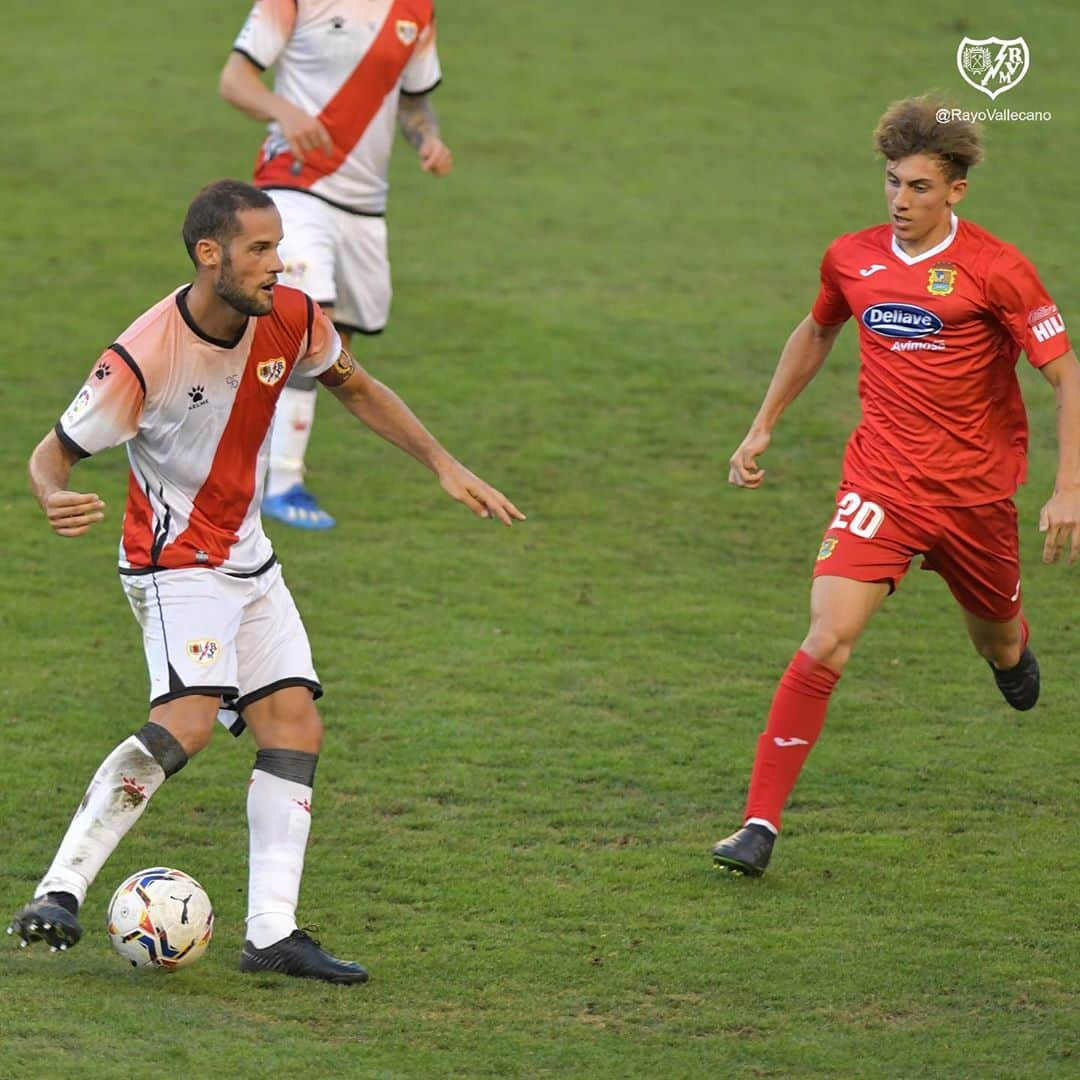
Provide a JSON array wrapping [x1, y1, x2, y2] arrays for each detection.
[[318, 349, 358, 388]]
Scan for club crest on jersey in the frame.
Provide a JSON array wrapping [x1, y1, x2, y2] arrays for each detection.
[[861, 303, 944, 339], [280, 258, 309, 287], [257, 357, 287, 386], [817, 537, 839, 562], [956, 37, 1029, 100], [186, 639, 220, 666], [927, 263, 957, 297], [396, 19, 418, 45]]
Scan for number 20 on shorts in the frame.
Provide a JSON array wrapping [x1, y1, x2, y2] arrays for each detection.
[[828, 491, 885, 539]]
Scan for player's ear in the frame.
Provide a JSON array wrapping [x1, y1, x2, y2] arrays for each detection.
[[946, 178, 968, 208], [194, 237, 222, 271]]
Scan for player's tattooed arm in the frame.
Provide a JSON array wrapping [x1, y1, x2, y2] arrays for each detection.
[[317, 349, 358, 388], [399, 94, 453, 176], [398, 93, 440, 149]]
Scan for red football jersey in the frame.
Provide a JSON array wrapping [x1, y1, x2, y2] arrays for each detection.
[[811, 216, 1070, 506]]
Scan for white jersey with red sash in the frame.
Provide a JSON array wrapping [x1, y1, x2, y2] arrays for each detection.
[[234, 0, 441, 214], [56, 285, 340, 574]]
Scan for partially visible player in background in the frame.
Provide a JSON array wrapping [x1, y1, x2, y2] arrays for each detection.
[[220, 0, 453, 529], [713, 97, 1080, 877], [7, 180, 522, 982]]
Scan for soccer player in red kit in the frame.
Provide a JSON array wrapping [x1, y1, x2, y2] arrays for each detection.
[[713, 97, 1080, 877], [8, 180, 523, 979]]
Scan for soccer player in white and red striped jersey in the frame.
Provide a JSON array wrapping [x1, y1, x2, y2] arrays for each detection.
[[8, 180, 523, 980], [219, 0, 452, 529], [713, 98, 1080, 877]]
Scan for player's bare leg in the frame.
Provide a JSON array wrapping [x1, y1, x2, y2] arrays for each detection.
[[963, 610, 1039, 711], [713, 577, 890, 875], [799, 576, 892, 672], [239, 687, 368, 984], [8, 697, 210, 950]]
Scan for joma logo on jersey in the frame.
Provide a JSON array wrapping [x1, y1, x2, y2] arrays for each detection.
[[186, 639, 220, 666], [1031, 314, 1066, 344], [862, 303, 944, 339], [396, 19, 418, 45], [927, 264, 957, 297], [257, 358, 287, 386]]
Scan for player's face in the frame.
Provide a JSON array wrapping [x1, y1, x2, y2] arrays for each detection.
[[884, 155, 967, 255], [215, 207, 285, 317]]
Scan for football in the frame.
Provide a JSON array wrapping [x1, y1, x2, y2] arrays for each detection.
[[106, 867, 214, 970]]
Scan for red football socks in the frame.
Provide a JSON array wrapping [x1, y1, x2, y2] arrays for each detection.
[[743, 649, 840, 832]]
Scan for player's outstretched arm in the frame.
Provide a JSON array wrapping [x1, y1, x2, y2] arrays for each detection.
[[1037, 349, 1080, 564], [319, 352, 525, 525], [28, 431, 105, 538], [398, 93, 452, 177], [728, 315, 844, 488]]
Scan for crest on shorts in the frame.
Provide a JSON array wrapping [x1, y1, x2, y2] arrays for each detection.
[[956, 37, 1029, 100], [927, 263, 957, 297], [257, 357, 287, 386], [186, 639, 220, 666], [817, 537, 839, 562], [396, 19, 418, 45]]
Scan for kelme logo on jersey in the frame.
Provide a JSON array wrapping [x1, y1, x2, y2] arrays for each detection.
[[186, 639, 220, 666], [257, 358, 287, 386], [861, 303, 944, 339]]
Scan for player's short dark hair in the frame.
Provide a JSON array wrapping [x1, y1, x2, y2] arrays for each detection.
[[182, 179, 275, 267], [873, 96, 984, 182]]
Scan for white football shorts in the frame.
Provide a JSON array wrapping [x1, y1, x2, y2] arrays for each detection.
[[269, 188, 391, 335], [120, 561, 320, 734]]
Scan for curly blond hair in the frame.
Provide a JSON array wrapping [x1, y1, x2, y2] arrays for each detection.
[[873, 96, 984, 181]]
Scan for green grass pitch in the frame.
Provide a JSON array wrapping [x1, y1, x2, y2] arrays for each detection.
[[1, 1, 1077, 1076]]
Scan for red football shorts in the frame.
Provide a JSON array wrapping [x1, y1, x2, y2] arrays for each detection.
[[812, 483, 1022, 622]]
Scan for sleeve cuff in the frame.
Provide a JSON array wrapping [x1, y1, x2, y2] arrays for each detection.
[[231, 46, 268, 72], [54, 422, 91, 460], [401, 77, 442, 97]]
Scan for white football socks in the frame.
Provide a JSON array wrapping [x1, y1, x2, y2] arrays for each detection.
[[245, 767, 313, 948], [35, 736, 166, 906], [267, 385, 317, 496], [745, 817, 779, 836]]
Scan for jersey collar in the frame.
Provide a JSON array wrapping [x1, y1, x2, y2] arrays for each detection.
[[176, 285, 251, 349], [890, 212, 959, 266]]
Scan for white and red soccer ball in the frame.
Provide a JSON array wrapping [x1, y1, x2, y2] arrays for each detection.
[[106, 867, 213, 970]]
